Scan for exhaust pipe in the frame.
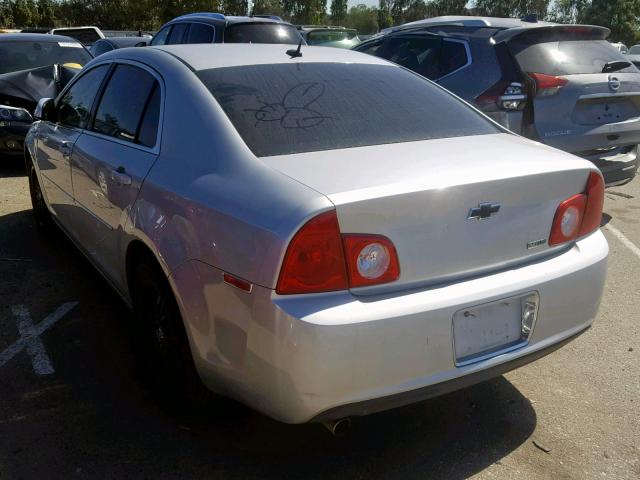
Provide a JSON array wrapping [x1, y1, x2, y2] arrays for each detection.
[[323, 418, 352, 436]]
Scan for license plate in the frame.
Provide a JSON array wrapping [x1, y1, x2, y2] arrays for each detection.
[[453, 293, 538, 366]]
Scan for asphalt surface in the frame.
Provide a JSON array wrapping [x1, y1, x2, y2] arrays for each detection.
[[1, 156, 638, 479]]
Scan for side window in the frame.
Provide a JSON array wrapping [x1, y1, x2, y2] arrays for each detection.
[[386, 36, 443, 80], [137, 85, 161, 147], [92, 64, 160, 146], [356, 40, 384, 57], [90, 41, 113, 57], [57, 65, 109, 129], [166, 23, 188, 45], [440, 40, 469, 77], [186, 23, 215, 44], [150, 26, 171, 46]]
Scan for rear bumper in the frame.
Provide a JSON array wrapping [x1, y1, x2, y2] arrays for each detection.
[[171, 230, 608, 423], [580, 145, 639, 187]]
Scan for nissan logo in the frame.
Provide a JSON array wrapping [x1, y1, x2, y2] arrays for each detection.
[[609, 75, 621, 91]]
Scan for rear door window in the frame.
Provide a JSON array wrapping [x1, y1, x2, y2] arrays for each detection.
[[511, 39, 637, 75], [440, 39, 469, 77], [384, 36, 443, 80], [197, 62, 498, 157], [355, 39, 384, 57], [186, 23, 215, 44], [150, 26, 171, 46], [92, 64, 160, 146]]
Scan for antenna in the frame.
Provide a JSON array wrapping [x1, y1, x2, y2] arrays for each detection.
[[286, 40, 303, 59]]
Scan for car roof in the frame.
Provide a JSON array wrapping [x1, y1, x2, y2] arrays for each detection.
[[165, 12, 288, 26], [399, 15, 558, 30], [0, 33, 81, 43], [152, 43, 392, 71], [106, 36, 150, 47]]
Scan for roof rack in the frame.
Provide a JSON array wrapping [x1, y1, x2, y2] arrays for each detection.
[[174, 12, 225, 21]]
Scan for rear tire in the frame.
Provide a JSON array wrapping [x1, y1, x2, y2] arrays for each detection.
[[130, 260, 211, 414], [27, 158, 54, 232]]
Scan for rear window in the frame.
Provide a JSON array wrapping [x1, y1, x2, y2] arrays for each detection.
[[197, 63, 498, 157], [52, 29, 101, 44], [224, 23, 301, 45], [511, 39, 637, 75]]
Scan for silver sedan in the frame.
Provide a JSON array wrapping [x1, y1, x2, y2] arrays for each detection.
[[24, 44, 608, 425]]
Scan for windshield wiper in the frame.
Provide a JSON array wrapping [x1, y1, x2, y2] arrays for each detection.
[[602, 60, 632, 73]]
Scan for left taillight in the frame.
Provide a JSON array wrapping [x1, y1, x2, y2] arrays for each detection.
[[276, 210, 400, 295], [549, 171, 604, 246]]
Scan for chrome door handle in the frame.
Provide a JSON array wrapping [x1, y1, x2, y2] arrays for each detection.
[[110, 167, 132, 186], [60, 140, 73, 158]]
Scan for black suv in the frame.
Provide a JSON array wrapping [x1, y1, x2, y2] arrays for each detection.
[[150, 13, 304, 46], [355, 16, 640, 186]]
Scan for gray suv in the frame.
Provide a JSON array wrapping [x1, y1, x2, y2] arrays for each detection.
[[355, 16, 640, 186]]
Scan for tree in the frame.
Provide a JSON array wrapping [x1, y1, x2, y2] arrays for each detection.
[[252, 0, 286, 18], [377, 0, 392, 29], [472, 0, 550, 19], [330, 0, 347, 25], [11, 0, 38, 26], [548, 0, 589, 23], [344, 3, 378, 33], [582, 0, 640, 45], [223, 0, 248, 15], [0, 0, 14, 27]]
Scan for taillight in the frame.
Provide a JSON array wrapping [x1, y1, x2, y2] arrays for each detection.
[[276, 211, 400, 294], [549, 171, 604, 246], [476, 81, 527, 111], [342, 235, 400, 288], [529, 73, 568, 97], [276, 211, 348, 295]]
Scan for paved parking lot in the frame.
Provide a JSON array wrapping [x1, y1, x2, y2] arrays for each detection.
[[0, 157, 638, 479]]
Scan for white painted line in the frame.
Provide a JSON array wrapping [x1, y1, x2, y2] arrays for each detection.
[[0, 302, 78, 375], [606, 224, 640, 260]]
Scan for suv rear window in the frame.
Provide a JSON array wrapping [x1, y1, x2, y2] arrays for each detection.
[[511, 39, 637, 75], [197, 63, 498, 157], [224, 23, 301, 44]]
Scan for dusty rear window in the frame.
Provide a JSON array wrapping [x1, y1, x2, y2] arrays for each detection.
[[197, 62, 498, 157]]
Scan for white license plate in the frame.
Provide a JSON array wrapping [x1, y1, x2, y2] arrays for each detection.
[[453, 294, 536, 366]]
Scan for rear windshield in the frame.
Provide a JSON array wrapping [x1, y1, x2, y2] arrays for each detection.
[[197, 62, 498, 157], [52, 29, 101, 44], [511, 39, 637, 75], [307, 30, 358, 44], [224, 23, 302, 45], [0, 41, 92, 74]]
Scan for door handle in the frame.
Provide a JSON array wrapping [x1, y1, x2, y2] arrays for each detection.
[[60, 140, 73, 158], [110, 167, 132, 186]]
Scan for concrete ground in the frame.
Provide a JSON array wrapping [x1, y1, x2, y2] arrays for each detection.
[[0, 157, 638, 479]]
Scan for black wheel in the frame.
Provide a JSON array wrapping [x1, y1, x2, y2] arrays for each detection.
[[131, 261, 210, 413], [27, 159, 54, 231]]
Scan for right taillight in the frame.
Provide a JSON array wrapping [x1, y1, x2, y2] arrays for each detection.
[[276, 210, 400, 295], [549, 171, 604, 246], [529, 73, 568, 97]]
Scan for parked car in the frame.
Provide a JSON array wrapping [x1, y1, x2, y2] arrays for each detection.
[[355, 16, 640, 187], [627, 44, 640, 68], [89, 36, 150, 57], [0, 33, 90, 159], [149, 12, 303, 46], [25, 44, 608, 426], [611, 42, 628, 54], [297, 25, 360, 49], [49, 26, 105, 46]]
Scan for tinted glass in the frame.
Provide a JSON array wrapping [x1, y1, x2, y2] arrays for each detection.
[[224, 23, 301, 45], [307, 29, 358, 45], [93, 65, 158, 144], [356, 40, 384, 56], [511, 39, 637, 75], [166, 23, 188, 45], [630, 45, 640, 55], [89, 40, 113, 57], [150, 26, 171, 46], [186, 23, 215, 43], [0, 40, 92, 74], [57, 65, 109, 128], [440, 40, 468, 76], [137, 84, 161, 147], [198, 63, 497, 157], [385, 36, 442, 80], [52, 29, 101, 44]]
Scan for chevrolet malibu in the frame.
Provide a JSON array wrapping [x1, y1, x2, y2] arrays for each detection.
[[25, 44, 608, 426]]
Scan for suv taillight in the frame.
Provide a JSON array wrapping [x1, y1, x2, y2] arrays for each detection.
[[549, 171, 604, 246], [476, 81, 527, 111], [276, 210, 400, 294], [529, 73, 568, 97]]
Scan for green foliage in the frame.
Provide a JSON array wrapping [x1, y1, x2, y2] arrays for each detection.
[[330, 0, 347, 25], [582, 0, 640, 45], [344, 3, 377, 33]]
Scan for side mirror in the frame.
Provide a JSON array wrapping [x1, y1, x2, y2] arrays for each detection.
[[34, 98, 55, 122]]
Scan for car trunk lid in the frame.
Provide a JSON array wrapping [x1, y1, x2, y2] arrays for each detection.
[[263, 133, 594, 294]]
